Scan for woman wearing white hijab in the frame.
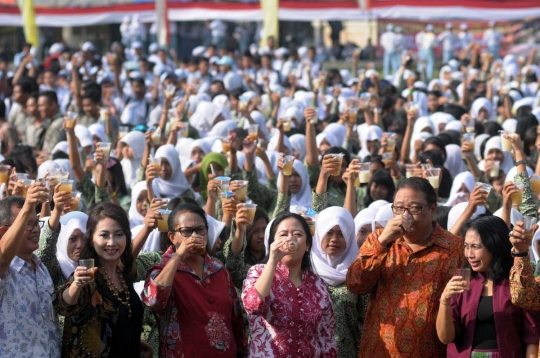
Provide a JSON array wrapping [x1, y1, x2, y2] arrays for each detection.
[[88, 123, 108, 146], [444, 144, 466, 179], [311, 206, 369, 358], [354, 207, 378, 248], [206, 214, 226, 256], [151, 144, 192, 199], [358, 125, 383, 160], [445, 172, 475, 206], [128, 181, 148, 228], [189, 101, 224, 137], [470, 97, 494, 123], [119, 130, 146, 189], [289, 134, 307, 161], [478, 136, 514, 175], [269, 132, 293, 155], [529, 229, 540, 276], [372, 203, 394, 231], [37, 160, 60, 179], [276, 160, 312, 212], [56, 213, 88, 282], [447, 201, 486, 232]]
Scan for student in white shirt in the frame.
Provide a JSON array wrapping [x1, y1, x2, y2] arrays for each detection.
[[419, 24, 437, 80], [393, 27, 406, 74], [438, 23, 458, 64], [483, 21, 503, 59], [380, 24, 396, 77], [118, 77, 151, 126], [458, 23, 473, 51]]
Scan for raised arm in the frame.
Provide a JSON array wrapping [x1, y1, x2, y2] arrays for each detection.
[[400, 109, 417, 164], [449, 186, 487, 236], [64, 120, 86, 182], [344, 160, 360, 217], [304, 108, 319, 167], [0, 182, 48, 277]]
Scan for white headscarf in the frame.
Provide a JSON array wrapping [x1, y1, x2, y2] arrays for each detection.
[[444, 144, 466, 179], [447, 202, 486, 230], [207, 214, 226, 253], [530, 228, 540, 264], [474, 134, 490, 161], [470, 97, 494, 122], [359, 125, 383, 160], [445, 172, 475, 206], [89, 123, 107, 142], [478, 136, 514, 174], [129, 181, 147, 228], [372, 203, 394, 231], [52, 141, 69, 155], [246, 110, 270, 140], [316, 132, 340, 148], [502, 118, 518, 132], [264, 218, 276, 256], [120, 131, 146, 189], [311, 207, 357, 286], [269, 134, 293, 155], [445, 120, 462, 133], [131, 224, 161, 253], [154, 144, 191, 198], [56, 212, 88, 279], [189, 102, 223, 137], [505, 165, 534, 183], [74, 125, 94, 149], [354, 208, 378, 237], [324, 123, 347, 147], [369, 200, 389, 210], [207, 119, 237, 138], [37, 160, 60, 179], [189, 139, 212, 158], [289, 134, 307, 161], [493, 207, 522, 227], [277, 160, 312, 210], [430, 112, 456, 135]]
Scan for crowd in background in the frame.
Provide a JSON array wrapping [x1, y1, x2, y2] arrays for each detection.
[[1, 21, 540, 358]]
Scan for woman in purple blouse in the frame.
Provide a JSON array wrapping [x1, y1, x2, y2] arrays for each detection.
[[436, 215, 539, 358]]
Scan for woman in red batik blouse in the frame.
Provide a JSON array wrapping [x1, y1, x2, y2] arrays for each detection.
[[241, 212, 337, 358]]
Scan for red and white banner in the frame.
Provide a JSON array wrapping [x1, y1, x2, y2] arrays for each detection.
[[0, 0, 539, 26]]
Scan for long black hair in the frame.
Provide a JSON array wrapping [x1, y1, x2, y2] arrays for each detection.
[[244, 209, 269, 265], [364, 169, 395, 207], [462, 214, 512, 283], [80, 202, 134, 282], [265, 212, 312, 271]]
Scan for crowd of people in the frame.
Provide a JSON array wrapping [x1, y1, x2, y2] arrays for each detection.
[[380, 21, 504, 80], [1, 23, 540, 358]]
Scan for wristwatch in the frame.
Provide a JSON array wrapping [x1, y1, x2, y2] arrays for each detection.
[[515, 159, 527, 167], [511, 248, 529, 257]]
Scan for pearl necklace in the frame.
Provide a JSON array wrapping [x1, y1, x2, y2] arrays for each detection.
[[99, 266, 132, 317]]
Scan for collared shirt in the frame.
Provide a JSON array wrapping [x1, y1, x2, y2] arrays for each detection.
[[346, 223, 463, 357], [142, 246, 247, 358], [24, 117, 51, 149], [448, 274, 538, 357], [510, 256, 540, 358], [242, 262, 337, 358], [380, 31, 396, 52], [437, 31, 458, 51], [483, 29, 502, 48], [42, 112, 66, 152], [0, 255, 61, 357]]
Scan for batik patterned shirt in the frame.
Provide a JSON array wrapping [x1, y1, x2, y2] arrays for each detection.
[[346, 223, 463, 357], [0, 255, 61, 357], [242, 262, 337, 358]]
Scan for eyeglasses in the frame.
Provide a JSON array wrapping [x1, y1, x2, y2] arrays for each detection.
[[26, 220, 44, 231], [174, 226, 208, 238], [391, 205, 427, 215], [4, 220, 44, 231], [464, 244, 484, 251]]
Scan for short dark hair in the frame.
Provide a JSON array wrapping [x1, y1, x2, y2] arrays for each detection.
[[39, 90, 58, 106], [0, 196, 25, 227], [159, 197, 198, 252], [435, 206, 452, 230], [462, 215, 512, 283], [168, 202, 208, 233], [130, 77, 145, 87], [395, 177, 437, 206], [265, 212, 312, 271], [80, 202, 134, 281], [323, 147, 351, 167], [422, 137, 447, 160], [15, 79, 33, 94]]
